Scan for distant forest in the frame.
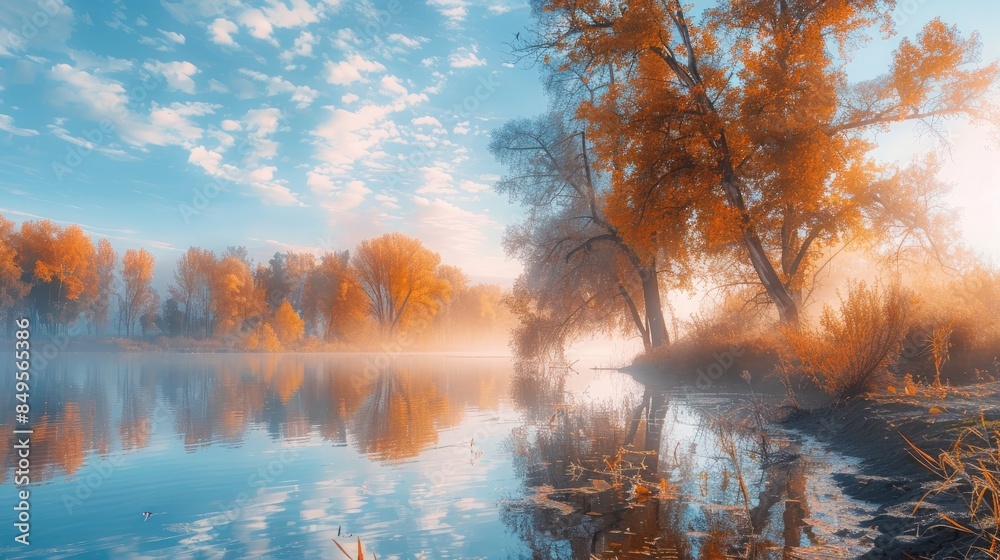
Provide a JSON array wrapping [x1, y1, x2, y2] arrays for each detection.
[[0, 215, 514, 351]]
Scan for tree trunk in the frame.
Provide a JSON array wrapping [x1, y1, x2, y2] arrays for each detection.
[[618, 283, 651, 351], [719, 170, 800, 325], [640, 265, 669, 348]]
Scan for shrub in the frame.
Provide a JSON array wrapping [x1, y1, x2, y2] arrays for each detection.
[[783, 281, 912, 401]]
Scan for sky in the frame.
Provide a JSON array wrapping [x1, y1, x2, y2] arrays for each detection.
[[0, 0, 999, 293]]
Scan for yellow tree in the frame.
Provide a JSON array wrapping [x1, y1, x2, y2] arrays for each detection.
[[120, 248, 157, 338], [168, 247, 217, 337], [271, 299, 305, 347], [17, 221, 97, 330], [302, 251, 367, 342], [90, 238, 118, 335], [529, 0, 999, 324], [0, 215, 28, 330], [211, 255, 261, 338], [351, 233, 451, 337]]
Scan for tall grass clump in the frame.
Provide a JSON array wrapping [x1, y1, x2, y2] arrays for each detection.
[[906, 414, 1000, 556], [783, 281, 912, 401]]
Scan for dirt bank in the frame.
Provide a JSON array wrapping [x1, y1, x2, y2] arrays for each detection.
[[785, 383, 1000, 559]]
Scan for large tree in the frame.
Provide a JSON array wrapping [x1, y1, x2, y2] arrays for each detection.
[[120, 248, 157, 338], [302, 251, 367, 342], [17, 220, 97, 331], [492, 115, 690, 353], [526, 0, 999, 324], [168, 247, 217, 337], [89, 238, 118, 335], [351, 233, 451, 337], [211, 254, 262, 338]]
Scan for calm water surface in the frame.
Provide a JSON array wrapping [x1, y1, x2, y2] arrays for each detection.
[[0, 353, 875, 559]]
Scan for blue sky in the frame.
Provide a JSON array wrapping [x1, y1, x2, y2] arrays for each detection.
[[0, 0, 998, 290]]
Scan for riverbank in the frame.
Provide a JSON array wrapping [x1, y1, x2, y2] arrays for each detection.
[[786, 384, 1000, 559], [622, 358, 1000, 558]]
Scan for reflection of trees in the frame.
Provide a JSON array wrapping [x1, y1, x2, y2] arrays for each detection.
[[118, 374, 150, 450], [504, 365, 690, 559], [350, 364, 448, 462], [2, 355, 508, 482], [503, 365, 827, 559]]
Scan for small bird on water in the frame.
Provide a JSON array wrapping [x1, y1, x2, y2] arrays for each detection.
[[141, 511, 164, 521]]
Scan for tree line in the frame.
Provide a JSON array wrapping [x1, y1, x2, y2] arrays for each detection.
[[0, 216, 512, 350]]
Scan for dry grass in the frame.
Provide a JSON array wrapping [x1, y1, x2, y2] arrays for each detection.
[[906, 412, 1000, 557], [333, 536, 376, 560], [783, 281, 912, 401]]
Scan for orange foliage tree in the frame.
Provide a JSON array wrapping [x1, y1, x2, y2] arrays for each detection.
[[302, 250, 367, 342], [271, 299, 305, 347], [351, 233, 451, 337], [17, 220, 97, 331], [0, 215, 28, 331], [525, 0, 999, 324], [211, 254, 262, 338], [120, 248, 157, 338]]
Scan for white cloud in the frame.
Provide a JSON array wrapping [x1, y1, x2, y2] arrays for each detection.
[[50, 63, 129, 119], [209, 18, 239, 46], [341, 93, 360, 104], [208, 78, 230, 93], [0, 0, 73, 56], [67, 51, 134, 73], [0, 114, 39, 136], [427, 0, 468, 25], [453, 121, 470, 134], [380, 75, 409, 97], [459, 179, 490, 193], [378, 75, 429, 107], [309, 175, 372, 212], [143, 60, 200, 93], [239, 69, 319, 108], [449, 45, 486, 68], [48, 124, 134, 159], [417, 165, 456, 195], [264, 0, 321, 28], [410, 196, 501, 269], [325, 54, 386, 85], [188, 145, 223, 174], [244, 108, 282, 137], [188, 143, 301, 207], [280, 30, 318, 62], [332, 28, 360, 51], [221, 119, 242, 131], [238, 9, 276, 43], [387, 33, 428, 50], [412, 116, 443, 128], [311, 104, 399, 171], [374, 193, 399, 209], [159, 29, 186, 44], [147, 101, 217, 146]]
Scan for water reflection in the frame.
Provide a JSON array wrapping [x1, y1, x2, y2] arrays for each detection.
[[500, 362, 869, 559], [0, 354, 511, 482], [0, 353, 523, 559], [0, 354, 874, 558]]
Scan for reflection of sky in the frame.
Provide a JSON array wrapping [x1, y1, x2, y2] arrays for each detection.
[[0, 354, 528, 559]]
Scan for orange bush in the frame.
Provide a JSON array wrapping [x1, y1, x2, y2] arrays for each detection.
[[783, 281, 912, 401]]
